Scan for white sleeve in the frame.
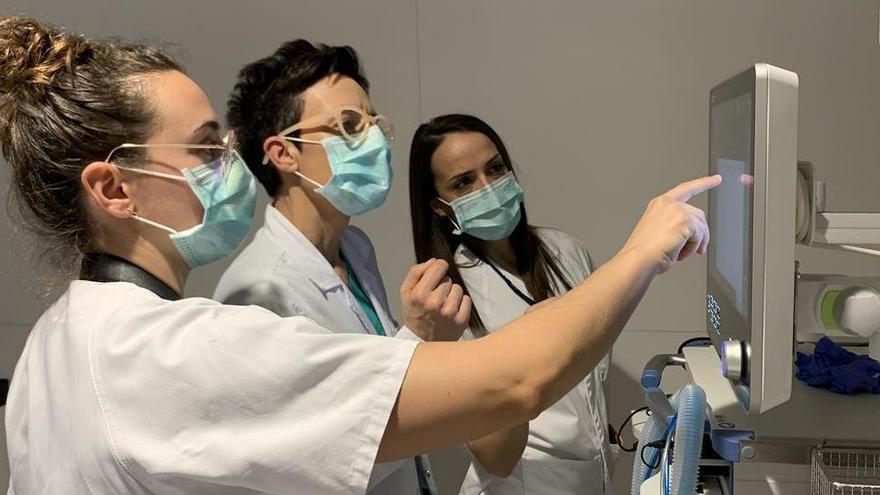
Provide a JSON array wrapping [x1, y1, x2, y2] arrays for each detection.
[[215, 278, 300, 316], [558, 231, 594, 280], [96, 301, 418, 495], [394, 325, 425, 342], [575, 242, 595, 276], [536, 228, 594, 287]]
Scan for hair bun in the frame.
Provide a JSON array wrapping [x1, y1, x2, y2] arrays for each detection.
[[0, 17, 89, 94]]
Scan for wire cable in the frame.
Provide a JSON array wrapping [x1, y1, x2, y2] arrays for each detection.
[[641, 441, 664, 471], [616, 406, 650, 452], [677, 336, 712, 356], [661, 415, 677, 495]]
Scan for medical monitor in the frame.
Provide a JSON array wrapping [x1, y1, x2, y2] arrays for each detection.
[[706, 63, 798, 414]]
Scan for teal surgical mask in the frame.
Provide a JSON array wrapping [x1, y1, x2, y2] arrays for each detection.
[[294, 126, 393, 217], [439, 171, 524, 241], [113, 144, 257, 268]]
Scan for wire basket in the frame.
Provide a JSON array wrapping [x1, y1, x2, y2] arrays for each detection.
[[812, 447, 880, 495]]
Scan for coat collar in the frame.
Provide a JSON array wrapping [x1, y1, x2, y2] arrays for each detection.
[[264, 205, 343, 292]]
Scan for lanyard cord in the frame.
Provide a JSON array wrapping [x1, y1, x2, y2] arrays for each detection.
[[466, 245, 537, 306]]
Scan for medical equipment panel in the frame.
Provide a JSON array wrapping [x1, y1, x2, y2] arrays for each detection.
[[707, 63, 799, 414]]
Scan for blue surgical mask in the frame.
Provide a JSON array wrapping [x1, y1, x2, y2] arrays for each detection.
[[295, 126, 393, 217], [439, 171, 524, 241], [122, 151, 257, 268]]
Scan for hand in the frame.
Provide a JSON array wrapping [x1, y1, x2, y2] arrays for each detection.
[[401, 259, 472, 341], [621, 175, 722, 274]]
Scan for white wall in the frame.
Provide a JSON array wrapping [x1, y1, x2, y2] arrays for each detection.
[[2, 1, 879, 493]]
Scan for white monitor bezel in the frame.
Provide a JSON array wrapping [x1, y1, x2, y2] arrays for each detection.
[[707, 63, 798, 414]]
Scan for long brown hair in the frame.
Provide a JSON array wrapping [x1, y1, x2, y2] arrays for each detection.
[[408, 114, 573, 331]]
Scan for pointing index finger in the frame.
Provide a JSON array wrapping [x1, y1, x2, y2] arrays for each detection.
[[664, 175, 723, 202]]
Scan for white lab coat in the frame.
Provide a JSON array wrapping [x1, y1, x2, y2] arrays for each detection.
[[457, 228, 616, 495], [5, 280, 417, 494], [214, 205, 424, 494]]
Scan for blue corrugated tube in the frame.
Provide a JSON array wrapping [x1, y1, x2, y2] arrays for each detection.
[[630, 384, 707, 495], [669, 384, 706, 494], [630, 393, 677, 495]]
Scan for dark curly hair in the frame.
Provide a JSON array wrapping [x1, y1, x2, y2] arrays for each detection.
[[227, 40, 369, 197]]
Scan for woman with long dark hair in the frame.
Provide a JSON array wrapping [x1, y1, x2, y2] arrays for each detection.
[[410, 114, 612, 494]]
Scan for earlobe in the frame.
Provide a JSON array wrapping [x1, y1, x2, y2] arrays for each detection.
[[80, 161, 132, 220], [263, 136, 300, 174], [430, 198, 449, 218]]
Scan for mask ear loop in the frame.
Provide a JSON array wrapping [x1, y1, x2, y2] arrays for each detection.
[[268, 138, 328, 191], [437, 198, 463, 236], [295, 171, 326, 190], [127, 209, 179, 235], [114, 164, 185, 236]]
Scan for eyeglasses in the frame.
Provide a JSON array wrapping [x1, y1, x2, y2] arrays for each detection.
[[106, 131, 238, 181], [262, 106, 394, 165]]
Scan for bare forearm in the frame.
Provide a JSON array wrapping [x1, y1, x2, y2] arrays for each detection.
[[502, 247, 656, 411], [379, 175, 719, 460], [377, 248, 656, 461], [468, 423, 529, 477]]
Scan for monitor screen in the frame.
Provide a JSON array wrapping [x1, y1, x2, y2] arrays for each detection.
[[708, 90, 755, 353], [705, 63, 798, 414]]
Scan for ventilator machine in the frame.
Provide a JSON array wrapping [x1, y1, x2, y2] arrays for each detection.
[[630, 63, 880, 495]]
